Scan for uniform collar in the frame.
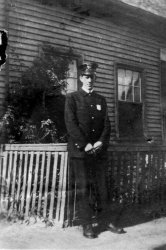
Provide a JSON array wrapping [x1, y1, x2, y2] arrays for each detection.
[[81, 87, 94, 96]]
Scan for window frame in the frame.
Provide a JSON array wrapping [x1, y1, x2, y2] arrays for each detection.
[[66, 59, 78, 93], [40, 47, 83, 93], [115, 62, 146, 141], [64, 54, 83, 92]]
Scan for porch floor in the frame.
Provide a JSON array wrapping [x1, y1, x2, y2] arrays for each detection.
[[0, 216, 166, 250]]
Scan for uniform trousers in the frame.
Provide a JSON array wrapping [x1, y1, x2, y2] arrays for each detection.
[[69, 154, 109, 226]]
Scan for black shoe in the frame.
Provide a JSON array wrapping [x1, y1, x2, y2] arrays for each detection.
[[107, 224, 126, 234], [83, 224, 98, 239]]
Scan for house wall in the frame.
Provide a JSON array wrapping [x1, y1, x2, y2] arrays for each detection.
[[0, 0, 7, 117], [5, 0, 166, 144]]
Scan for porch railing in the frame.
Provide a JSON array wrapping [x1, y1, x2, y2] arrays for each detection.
[[107, 145, 166, 206], [1, 143, 166, 227], [0, 144, 68, 226]]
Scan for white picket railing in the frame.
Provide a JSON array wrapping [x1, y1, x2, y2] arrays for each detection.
[[0, 144, 68, 227]]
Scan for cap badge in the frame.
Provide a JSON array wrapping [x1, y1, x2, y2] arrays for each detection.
[[96, 104, 101, 111]]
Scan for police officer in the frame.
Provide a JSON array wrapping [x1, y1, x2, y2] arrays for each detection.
[[65, 63, 125, 238]]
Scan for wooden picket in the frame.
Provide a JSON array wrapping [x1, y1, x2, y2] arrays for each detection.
[[0, 144, 68, 227], [107, 146, 166, 206], [67, 145, 166, 225], [1, 143, 166, 226]]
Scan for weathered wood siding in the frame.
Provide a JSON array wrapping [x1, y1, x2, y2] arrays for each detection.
[[0, 0, 7, 117], [7, 0, 166, 143]]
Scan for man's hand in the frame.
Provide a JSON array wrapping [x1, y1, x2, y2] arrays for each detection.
[[92, 141, 103, 154], [84, 142, 103, 155], [84, 143, 93, 152], [93, 141, 103, 150]]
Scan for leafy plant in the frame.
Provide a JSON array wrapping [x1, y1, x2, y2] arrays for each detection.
[[0, 45, 73, 143]]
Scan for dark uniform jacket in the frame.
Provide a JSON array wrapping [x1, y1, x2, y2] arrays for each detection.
[[65, 89, 111, 158]]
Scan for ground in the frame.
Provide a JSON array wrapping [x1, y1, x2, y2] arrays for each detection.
[[1, 206, 166, 250]]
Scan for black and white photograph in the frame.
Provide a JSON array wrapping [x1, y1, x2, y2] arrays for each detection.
[[0, 0, 166, 249]]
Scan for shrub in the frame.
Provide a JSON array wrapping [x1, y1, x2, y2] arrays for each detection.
[[0, 45, 73, 143]]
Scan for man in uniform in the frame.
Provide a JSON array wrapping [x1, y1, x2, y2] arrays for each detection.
[[65, 63, 125, 238]]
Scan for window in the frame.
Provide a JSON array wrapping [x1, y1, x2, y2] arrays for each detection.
[[117, 65, 144, 140], [66, 60, 78, 93], [118, 69, 141, 103]]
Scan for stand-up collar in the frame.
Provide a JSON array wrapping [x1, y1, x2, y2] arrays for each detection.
[[81, 87, 94, 96]]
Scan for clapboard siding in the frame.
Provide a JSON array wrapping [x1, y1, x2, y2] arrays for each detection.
[[6, 0, 166, 143], [7, 4, 161, 56], [8, 16, 160, 61], [8, 26, 161, 65], [11, 0, 161, 49], [8, 25, 160, 66], [8, 40, 160, 70]]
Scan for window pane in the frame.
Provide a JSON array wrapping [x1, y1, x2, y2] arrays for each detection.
[[126, 85, 133, 102], [118, 69, 125, 85], [125, 70, 132, 87], [118, 102, 143, 138], [66, 60, 77, 93], [118, 67, 142, 103], [133, 72, 140, 87], [118, 85, 126, 100], [66, 78, 77, 93], [134, 87, 141, 102], [67, 60, 77, 78]]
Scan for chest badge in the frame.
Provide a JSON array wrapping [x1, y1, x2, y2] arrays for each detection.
[[96, 104, 101, 111]]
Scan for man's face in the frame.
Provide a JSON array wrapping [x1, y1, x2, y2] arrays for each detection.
[[80, 74, 96, 91]]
